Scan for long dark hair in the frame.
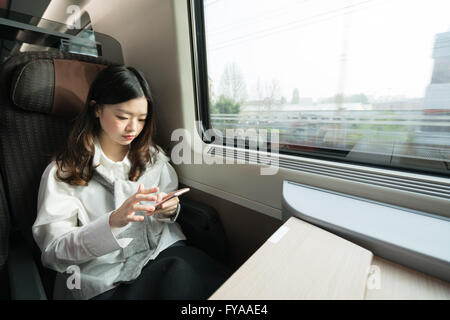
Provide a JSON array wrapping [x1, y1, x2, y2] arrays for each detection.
[[55, 65, 158, 185]]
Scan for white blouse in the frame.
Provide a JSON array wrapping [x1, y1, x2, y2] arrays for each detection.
[[32, 139, 186, 300]]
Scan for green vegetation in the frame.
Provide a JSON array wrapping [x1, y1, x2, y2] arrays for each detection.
[[210, 95, 241, 130], [210, 95, 240, 114]]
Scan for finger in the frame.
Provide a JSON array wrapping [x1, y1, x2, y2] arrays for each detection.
[[135, 194, 158, 202], [154, 205, 177, 216], [134, 204, 155, 213], [135, 183, 144, 195], [157, 200, 178, 213], [160, 197, 179, 209], [140, 187, 159, 194], [157, 192, 167, 202], [127, 214, 144, 222]]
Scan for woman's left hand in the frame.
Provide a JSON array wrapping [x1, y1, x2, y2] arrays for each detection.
[[146, 192, 179, 217]]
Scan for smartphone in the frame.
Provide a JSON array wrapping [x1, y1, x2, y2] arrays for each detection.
[[154, 188, 190, 210]]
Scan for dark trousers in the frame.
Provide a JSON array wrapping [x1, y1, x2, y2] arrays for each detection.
[[91, 241, 230, 300]]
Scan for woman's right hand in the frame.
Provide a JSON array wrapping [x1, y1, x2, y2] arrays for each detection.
[[109, 184, 159, 228]]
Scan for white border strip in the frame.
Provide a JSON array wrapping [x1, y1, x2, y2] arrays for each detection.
[[179, 176, 282, 220]]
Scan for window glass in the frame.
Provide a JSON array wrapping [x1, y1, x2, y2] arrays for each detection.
[[200, 0, 450, 176]]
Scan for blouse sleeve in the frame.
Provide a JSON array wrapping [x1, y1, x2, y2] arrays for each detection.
[[32, 162, 125, 273], [152, 156, 182, 223]]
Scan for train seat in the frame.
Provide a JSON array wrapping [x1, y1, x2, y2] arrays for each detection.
[[0, 51, 229, 299]]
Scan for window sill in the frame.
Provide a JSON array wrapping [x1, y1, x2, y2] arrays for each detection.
[[282, 180, 450, 282]]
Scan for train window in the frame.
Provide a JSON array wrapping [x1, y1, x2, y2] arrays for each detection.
[[191, 0, 450, 177]]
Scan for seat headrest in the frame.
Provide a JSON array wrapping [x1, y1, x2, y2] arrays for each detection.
[[11, 59, 107, 119]]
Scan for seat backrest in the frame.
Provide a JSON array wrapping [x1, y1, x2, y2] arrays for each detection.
[[0, 170, 10, 271], [0, 51, 114, 261]]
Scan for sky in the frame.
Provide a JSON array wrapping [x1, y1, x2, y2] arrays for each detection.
[[203, 0, 450, 101]]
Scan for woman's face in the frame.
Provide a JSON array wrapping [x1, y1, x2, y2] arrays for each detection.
[[95, 96, 148, 146]]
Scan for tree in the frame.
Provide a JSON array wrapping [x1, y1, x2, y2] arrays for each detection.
[[263, 78, 281, 111], [211, 95, 240, 114], [255, 77, 264, 101], [350, 94, 369, 104], [219, 62, 247, 103], [291, 88, 300, 104], [334, 93, 344, 105]]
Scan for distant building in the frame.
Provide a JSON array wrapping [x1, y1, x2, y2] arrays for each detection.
[[423, 31, 450, 112]]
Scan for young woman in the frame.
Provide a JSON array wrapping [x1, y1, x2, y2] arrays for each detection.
[[32, 65, 228, 300]]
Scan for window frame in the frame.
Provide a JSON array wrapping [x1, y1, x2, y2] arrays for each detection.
[[188, 0, 450, 179]]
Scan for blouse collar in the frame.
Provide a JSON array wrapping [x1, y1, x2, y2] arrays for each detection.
[[93, 137, 131, 172]]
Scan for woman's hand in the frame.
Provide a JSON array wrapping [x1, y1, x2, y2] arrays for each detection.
[[109, 184, 158, 228], [147, 192, 179, 218]]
